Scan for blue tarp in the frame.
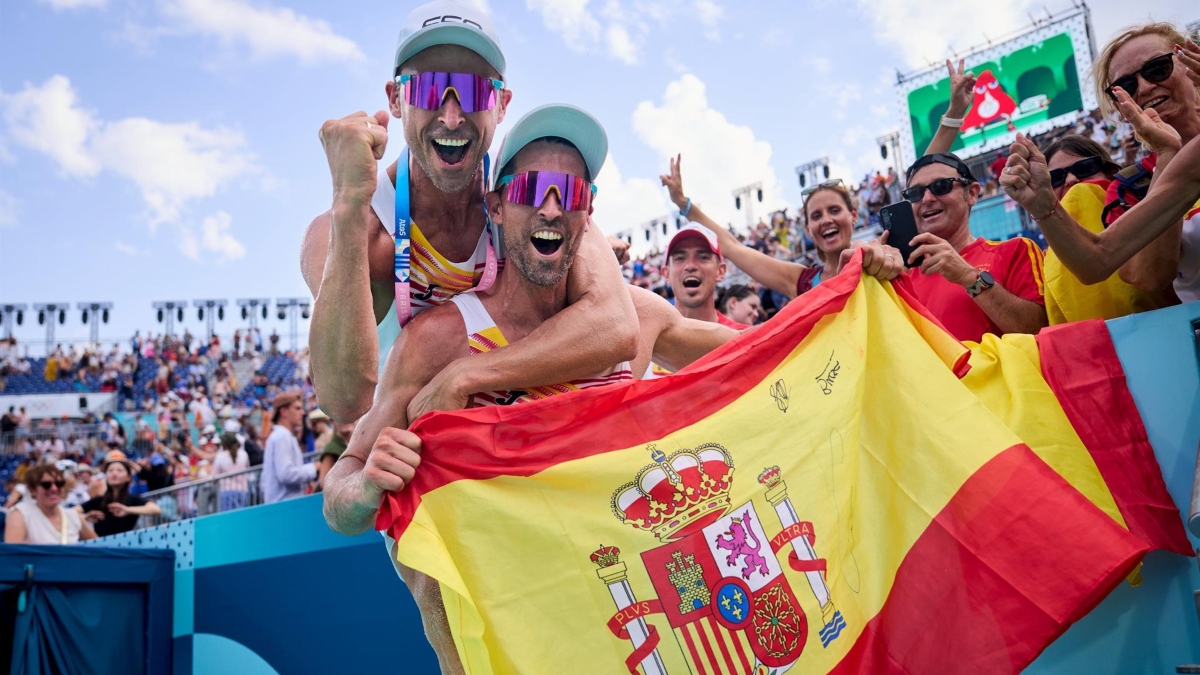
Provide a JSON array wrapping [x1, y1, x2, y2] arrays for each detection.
[[0, 545, 174, 675]]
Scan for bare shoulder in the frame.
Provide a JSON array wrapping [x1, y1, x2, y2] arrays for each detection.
[[380, 302, 470, 386]]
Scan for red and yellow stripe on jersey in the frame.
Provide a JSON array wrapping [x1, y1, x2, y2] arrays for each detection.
[[409, 221, 493, 315], [450, 292, 633, 408]]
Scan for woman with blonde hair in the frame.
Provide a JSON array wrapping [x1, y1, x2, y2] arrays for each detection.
[[1002, 23, 1200, 302]]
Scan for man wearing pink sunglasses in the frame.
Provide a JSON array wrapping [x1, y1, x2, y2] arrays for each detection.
[[301, 0, 637, 426], [323, 105, 738, 671]]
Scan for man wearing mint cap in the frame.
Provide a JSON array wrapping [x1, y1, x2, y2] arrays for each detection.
[[301, 0, 637, 424], [324, 105, 736, 672]]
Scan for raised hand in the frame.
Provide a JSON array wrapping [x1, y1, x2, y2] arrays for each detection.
[[1111, 86, 1182, 154], [1000, 133, 1056, 218], [1176, 40, 1200, 88], [659, 154, 687, 211], [945, 59, 978, 118], [318, 110, 391, 210]]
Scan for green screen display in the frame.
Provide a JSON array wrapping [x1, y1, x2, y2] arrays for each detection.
[[906, 32, 1084, 157]]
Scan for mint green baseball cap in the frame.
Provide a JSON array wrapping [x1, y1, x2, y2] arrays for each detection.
[[394, 0, 506, 78], [492, 104, 608, 186]]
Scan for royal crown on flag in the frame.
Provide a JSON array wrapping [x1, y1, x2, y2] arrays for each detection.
[[758, 466, 782, 489], [590, 545, 621, 568], [610, 443, 734, 542]]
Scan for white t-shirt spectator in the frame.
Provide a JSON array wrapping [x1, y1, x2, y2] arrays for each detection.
[[261, 425, 316, 504], [213, 448, 250, 492]]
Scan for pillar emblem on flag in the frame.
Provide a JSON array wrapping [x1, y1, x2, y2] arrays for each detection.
[[594, 444, 846, 674]]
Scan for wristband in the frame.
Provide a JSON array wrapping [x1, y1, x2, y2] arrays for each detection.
[[940, 115, 964, 129], [680, 198, 692, 218], [1031, 202, 1059, 222]]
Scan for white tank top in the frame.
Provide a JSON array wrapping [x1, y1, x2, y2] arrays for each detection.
[[371, 162, 503, 370], [14, 500, 82, 544], [449, 292, 633, 407]]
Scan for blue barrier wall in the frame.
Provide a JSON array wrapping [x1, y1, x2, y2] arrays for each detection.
[[95, 497, 437, 674], [90, 303, 1200, 674]]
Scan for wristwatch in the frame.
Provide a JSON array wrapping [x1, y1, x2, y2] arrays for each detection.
[[965, 270, 995, 298]]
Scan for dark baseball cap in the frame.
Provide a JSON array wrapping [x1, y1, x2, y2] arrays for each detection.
[[905, 152, 976, 185]]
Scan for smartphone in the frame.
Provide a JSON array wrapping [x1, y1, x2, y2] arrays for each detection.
[[880, 201, 923, 268]]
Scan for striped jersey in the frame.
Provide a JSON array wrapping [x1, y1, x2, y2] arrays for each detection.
[[449, 292, 633, 407]]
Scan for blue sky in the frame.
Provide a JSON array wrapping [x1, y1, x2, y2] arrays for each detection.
[[0, 0, 1192, 348]]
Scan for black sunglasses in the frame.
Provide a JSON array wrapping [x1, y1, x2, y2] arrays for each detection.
[[902, 177, 971, 203], [40, 479, 66, 490], [1106, 53, 1174, 101], [1049, 156, 1105, 188]]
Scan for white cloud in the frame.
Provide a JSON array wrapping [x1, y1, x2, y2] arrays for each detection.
[[179, 211, 246, 262], [92, 117, 254, 227], [38, 0, 107, 9], [0, 76, 256, 235], [631, 73, 783, 231], [605, 24, 639, 65], [114, 240, 138, 255], [527, 0, 725, 64], [0, 189, 17, 228], [694, 0, 722, 40], [160, 0, 364, 65], [591, 155, 670, 238], [0, 75, 100, 177], [856, 0, 1038, 69]]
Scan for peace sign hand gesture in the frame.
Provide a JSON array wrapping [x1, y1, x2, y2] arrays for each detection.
[[945, 59, 977, 119]]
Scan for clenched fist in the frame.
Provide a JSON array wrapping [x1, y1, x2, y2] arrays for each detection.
[[319, 110, 391, 210], [360, 426, 423, 503]]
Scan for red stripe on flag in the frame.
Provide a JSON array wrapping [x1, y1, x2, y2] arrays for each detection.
[[705, 615, 738, 675], [680, 624, 709, 675], [829, 444, 1147, 674], [1035, 320, 1192, 556], [693, 620, 722, 674], [891, 273, 971, 378], [730, 627, 752, 673], [379, 252, 867, 537]]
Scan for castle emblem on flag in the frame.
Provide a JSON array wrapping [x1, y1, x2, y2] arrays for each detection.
[[594, 445, 847, 674]]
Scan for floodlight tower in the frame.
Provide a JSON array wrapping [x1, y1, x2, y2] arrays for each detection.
[[0, 303, 27, 340], [236, 298, 271, 331], [152, 301, 189, 337], [32, 303, 70, 355], [77, 302, 113, 347], [193, 299, 228, 340], [794, 157, 831, 192], [276, 298, 311, 351], [732, 182, 764, 229], [877, 131, 902, 177]]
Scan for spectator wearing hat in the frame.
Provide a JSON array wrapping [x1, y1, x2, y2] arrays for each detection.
[[901, 152, 1048, 342], [662, 226, 747, 329], [6, 464, 97, 544], [63, 462, 94, 508], [261, 392, 318, 504], [309, 408, 333, 453], [80, 451, 162, 537], [213, 432, 250, 512]]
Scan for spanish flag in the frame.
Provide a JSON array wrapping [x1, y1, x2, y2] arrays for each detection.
[[378, 252, 1185, 674]]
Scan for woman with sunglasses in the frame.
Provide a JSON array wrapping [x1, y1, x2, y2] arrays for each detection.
[[1093, 24, 1200, 298], [80, 450, 161, 537], [1039, 135, 1178, 323], [659, 156, 903, 305], [4, 464, 96, 544]]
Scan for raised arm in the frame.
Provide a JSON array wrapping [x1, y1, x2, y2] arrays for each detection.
[[303, 110, 395, 423], [405, 222, 639, 421], [322, 309, 462, 536], [924, 60, 976, 156], [1002, 130, 1200, 284], [660, 155, 805, 298], [629, 286, 737, 372]]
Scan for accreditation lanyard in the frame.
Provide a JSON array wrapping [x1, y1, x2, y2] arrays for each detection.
[[394, 148, 499, 327]]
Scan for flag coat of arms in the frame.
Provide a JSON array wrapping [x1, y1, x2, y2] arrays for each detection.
[[378, 254, 1184, 674]]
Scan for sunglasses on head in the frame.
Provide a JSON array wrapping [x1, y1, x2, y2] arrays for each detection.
[[497, 171, 596, 211], [396, 72, 505, 114], [902, 177, 972, 203], [801, 178, 844, 197], [40, 479, 66, 490], [1049, 156, 1106, 188], [1106, 53, 1174, 101]]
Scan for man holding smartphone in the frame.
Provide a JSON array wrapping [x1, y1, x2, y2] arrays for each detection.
[[900, 153, 1048, 343]]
